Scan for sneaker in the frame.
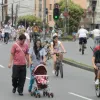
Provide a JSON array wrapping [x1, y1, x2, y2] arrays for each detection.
[[12, 88, 16, 93], [95, 79, 99, 85], [79, 48, 81, 52], [19, 92, 23, 96], [52, 70, 55, 74]]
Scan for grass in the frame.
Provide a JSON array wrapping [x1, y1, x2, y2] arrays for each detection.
[[64, 58, 93, 69], [60, 35, 73, 41]]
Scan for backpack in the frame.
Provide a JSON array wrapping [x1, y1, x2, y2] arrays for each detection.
[[94, 50, 100, 63]]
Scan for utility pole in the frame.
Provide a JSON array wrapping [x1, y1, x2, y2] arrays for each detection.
[[15, 4, 18, 29], [11, 3, 13, 27], [2, 0, 4, 23], [43, 0, 46, 40]]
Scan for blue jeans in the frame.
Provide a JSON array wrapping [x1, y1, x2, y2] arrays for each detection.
[[28, 65, 34, 91]]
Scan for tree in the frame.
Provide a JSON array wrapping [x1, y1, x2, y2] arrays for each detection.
[[17, 15, 42, 27], [57, 0, 84, 34]]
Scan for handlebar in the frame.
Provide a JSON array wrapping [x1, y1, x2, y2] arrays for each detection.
[[51, 52, 66, 55]]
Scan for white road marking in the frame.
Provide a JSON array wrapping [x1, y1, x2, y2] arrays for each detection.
[[68, 92, 93, 100], [0, 65, 30, 80], [26, 77, 30, 80], [0, 65, 5, 68]]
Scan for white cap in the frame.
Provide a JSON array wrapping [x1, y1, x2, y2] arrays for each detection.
[[53, 33, 58, 37]]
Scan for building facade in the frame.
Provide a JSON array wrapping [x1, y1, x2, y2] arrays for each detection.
[[7, 0, 35, 17], [35, 0, 60, 27]]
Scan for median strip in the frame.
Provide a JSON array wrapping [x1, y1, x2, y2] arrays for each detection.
[[63, 58, 94, 72]]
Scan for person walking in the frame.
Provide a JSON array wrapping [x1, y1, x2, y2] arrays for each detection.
[[8, 34, 29, 96]]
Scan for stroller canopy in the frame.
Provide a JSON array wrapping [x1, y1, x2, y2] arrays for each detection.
[[34, 64, 47, 75]]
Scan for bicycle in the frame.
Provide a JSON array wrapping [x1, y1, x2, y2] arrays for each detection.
[[81, 40, 85, 55], [54, 52, 66, 78], [95, 72, 100, 97]]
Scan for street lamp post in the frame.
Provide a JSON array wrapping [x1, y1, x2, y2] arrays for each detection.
[[91, 0, 97, 29]]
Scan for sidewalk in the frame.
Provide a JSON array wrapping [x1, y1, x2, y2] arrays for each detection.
[[62, 38, 94, 67]]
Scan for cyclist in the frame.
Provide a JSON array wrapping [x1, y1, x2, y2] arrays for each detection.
[[92, 44, 100, 85], [91, 25, 100, 46], [77, 25, 88, 52], [28, 39, 46, 93], [51, 33, 66, 74]]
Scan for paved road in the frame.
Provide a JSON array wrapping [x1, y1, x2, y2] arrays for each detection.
[[62, 38, 94, 66], [0, 41, 99, 100]]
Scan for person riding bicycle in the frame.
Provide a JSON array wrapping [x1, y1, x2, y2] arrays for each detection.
[[51, 33, 66, 74], [92, 43, 100, 85], [77, 25, 88, 52], [91, 25, 100, 47]]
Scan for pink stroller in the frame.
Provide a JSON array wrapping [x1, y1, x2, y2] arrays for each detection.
[[31, 64, 54, 98]]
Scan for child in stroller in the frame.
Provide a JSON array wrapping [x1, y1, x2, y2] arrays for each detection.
[[31, 64, 54, 98]]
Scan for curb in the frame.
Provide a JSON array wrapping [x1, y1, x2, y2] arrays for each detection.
[[63, 58, 94, 72]]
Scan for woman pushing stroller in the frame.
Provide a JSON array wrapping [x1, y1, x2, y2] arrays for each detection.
[[28, 39, 47, 93]]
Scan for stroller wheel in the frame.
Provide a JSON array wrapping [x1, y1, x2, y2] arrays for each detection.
[[37, 93, 41, 98], [31, 92, 33, 96], [43, 92, 46, 96], [31, 91, 36, 96], [50, 93, 54, 98], [47, 93, 50, 98]]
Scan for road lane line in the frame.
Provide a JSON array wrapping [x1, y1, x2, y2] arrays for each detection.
[[26, 77, 30, 80], [68, 92, 93, 100], [0, 65, 5, 68]]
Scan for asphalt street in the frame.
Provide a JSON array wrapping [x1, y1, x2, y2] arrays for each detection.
[[62, 38, 94, 66], [0, 41, 99, 100]]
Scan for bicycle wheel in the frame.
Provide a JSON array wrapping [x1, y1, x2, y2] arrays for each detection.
[[95, 84, 100, 97], [5, 37, 8, 44], [82, 43, 84, 55], [55, 63, 59, 76], [60, 63, 63, 78]]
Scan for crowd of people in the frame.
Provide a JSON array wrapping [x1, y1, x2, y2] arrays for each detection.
[[1, 21, 100, 97], [4, 22, 66, 96]]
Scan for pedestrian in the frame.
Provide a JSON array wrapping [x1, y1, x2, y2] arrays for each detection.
[[8, 34, 29, 96], [91, 25, 100, 47], [4, 22, 11, 44], [28, 39, 46, 93]]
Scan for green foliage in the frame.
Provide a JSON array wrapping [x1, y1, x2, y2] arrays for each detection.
[[17, 15, 42, 26], [57, 0, 84, 34], [4, 16, 10, 24]]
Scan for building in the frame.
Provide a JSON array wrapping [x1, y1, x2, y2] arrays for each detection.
[[72, 0, 92, 30], [93, 0, 100, 29], [0, 0, 8, 25], [7, 0, 35, 17], [72, 0, 100, 30], [72, 0, 87, 9], [35, 0, 60, 27]]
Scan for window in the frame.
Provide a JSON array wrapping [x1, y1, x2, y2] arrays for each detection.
[[49, 15, 52, 21], [39, 0, 42, 11], [50, 4, 52, 10]]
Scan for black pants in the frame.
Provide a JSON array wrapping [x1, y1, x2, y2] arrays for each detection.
[[4, 32, 9, 43], [12, 65, 26, 93], [79, 37, 87, 44]]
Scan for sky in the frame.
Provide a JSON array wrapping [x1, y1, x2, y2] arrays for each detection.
[[0, 0, 1, 4]]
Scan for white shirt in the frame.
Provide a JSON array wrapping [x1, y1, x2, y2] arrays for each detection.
[[78, 28, 88, 38], [4, 25, 11, 33], [92, 29, 100, 37], [24, 32, 30, 45], [51, 41, 61, 51], [27, 27, 32, 35]]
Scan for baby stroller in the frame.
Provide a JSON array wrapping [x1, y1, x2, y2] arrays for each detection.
[[31, 64, 54, 98]]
